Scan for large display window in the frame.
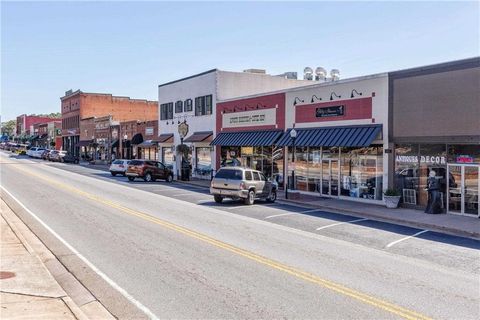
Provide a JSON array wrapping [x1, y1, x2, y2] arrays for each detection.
[[162, 146, 174, 169], [287, 146, 383, 200], [195, 147, 212, 176]]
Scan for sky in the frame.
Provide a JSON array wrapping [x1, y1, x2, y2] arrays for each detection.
[[1, 1, 479, 121]]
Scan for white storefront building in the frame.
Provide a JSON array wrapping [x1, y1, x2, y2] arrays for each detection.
[[157, 69, 309, 180]]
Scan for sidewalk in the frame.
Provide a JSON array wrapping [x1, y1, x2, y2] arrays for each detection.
[[178, 179, 480, 239], [0, 199, 114, 319]]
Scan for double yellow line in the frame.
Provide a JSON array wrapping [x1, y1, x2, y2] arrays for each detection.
[[2, 160, 432, 320]]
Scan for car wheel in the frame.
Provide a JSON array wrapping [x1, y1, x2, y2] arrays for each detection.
[[166, 174, 173, 183], [127, 176, 135, 181], [144, 172, 152, 182], [111, 172, 117, 177], [214, 195, 223, 203], [244, 190, 255, 205], [122, 173, 127, 177], [267, 189, 277, 203]]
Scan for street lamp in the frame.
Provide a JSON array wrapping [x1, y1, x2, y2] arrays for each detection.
[[290, 128, 297, 191], [123, 134, 128, 159]]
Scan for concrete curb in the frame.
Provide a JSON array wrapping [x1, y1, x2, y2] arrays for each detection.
[[1, 198, 116, 320]]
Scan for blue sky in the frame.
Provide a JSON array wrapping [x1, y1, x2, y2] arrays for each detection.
[[2, 1, 479, 121]]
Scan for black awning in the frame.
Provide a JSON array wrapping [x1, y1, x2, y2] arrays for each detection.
[[75, 140, 93, 147], [131, 133, 144, 145], [137, 140, 158, 148], [184, 131, 213, 143], [276, 125, 382, 147], [158, 133, 174, 143], [111, 140, 119, 148], [39, 133, 48, 139], [29, 135, 39, 141], [210, 130, 283, 147]]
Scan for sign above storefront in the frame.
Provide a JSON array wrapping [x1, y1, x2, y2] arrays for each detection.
[[316, 105, 345, 118], [456, 155, 473, 163], [396, 155, 446, 165], [145, 127, 154, 136], [223, 108, 276, 129]]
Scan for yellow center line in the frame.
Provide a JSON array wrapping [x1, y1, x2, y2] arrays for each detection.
[[1, 159, 432, 320]]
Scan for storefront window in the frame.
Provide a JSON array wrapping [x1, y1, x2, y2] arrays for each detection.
[[195, 147, 212, 174], [395, 144, 420, 206], [162, 146, 174, 169], [448, 145, 480, 164], [220, 146, 241, 167], [308, 147, 321, 192], [272, 146, 284, 188], [295, 147, 309, 191], [340, 147, 383, 200], [417, 144, 447, 208]]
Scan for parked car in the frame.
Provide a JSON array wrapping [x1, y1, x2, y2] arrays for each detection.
[[210, 167, 277, 205], [109, 159, 131, 176], [47, 150, 59, 161], [31, 147, 46, 158], [40, 149, 51, 160], [60, 151, 79, 164], [126, 160, 174, 182], [27, 147, 40, 157]]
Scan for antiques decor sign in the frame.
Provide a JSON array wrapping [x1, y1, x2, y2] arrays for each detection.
[[223, 108, 276, 128], [316, 105, 345, 118]]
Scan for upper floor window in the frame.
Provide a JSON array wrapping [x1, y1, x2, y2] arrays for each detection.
[[160, 102, 174, 120], [175, 101, 183, 113], [184, 99, 193, 112], [195, 94, 213, 116]]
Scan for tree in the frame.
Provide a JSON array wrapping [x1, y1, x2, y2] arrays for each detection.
[[1, 120, 16, 136], [33, 112, 61, 119]]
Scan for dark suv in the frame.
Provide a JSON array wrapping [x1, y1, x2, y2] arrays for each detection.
[[126, 160, 174, 182]]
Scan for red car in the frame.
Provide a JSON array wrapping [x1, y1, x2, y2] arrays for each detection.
[[126, 160, 174, 182]]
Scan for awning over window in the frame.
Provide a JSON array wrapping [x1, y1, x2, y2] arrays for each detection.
[[29, 135, 39, 141], [210, 130, 283, 147], [75, 140, 93, 147], [137, 140, 158, 148], [111, 140, 119, 148], [39, 133, 48, 139], [131, 133, 144, 145], [276, 125, 382, 147], [158, 133, 174, 143], [184, 131, 213, 143]]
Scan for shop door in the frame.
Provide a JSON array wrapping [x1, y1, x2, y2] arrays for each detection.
[[447, 164, 479, 217], [321, 160, 339, 196]]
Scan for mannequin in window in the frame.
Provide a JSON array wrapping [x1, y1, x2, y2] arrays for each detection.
[[425, 170, 443, 214]]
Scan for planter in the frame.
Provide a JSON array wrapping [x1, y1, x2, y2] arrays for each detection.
[[384, 195, 401, 209]]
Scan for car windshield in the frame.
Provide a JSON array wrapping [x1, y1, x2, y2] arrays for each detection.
[[113, 160, 123, 164], [215, 169, 243, 180], [129, 160, 144, 166]]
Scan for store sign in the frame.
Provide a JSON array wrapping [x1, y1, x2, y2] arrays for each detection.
[[241, 147, 253, 155], [456, 155, 473, 163], [178, 121, 189, 138], [316, 105, 345, 118], [145, 127, 154, 136], [223, 108, 276, 128], [396, 155, 446, 165]]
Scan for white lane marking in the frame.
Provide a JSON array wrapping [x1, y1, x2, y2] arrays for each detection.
[[265, 209, 320, 219], [172, 192, 207, 197], [385, 230, 429, 248], [0, 186, 160, 320], [316, 218, 369, 231]]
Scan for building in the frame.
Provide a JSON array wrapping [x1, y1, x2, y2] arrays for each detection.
[[213, 73, 389, 206], [390, 57, 479, 217], [31, 120, 62, 149], [157, 68, 311, 180], [118, 119, 159, 160], [15, 114, 57, 138], [60, 90, 157, 158]]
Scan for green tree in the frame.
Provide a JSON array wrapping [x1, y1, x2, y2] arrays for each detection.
[[1, 119, 16, 136]]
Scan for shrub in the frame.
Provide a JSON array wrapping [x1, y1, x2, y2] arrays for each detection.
[[384, 188, 400, 196]]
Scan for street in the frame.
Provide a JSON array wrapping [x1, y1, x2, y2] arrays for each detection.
[[1, 150, 479, 319]]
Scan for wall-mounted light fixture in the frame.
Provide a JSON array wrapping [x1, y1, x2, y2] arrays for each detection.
[[293, 97, 304, 106], [330, 92, 341, 100], [311, 95, 322, 103], [350, 89, 363, 98]]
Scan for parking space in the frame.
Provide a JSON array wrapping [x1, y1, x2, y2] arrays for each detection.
[[4, 151, 479, 275]]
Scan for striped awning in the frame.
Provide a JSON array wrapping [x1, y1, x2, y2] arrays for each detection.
[[276, 125, 382, 147], [211, 130, 283, 147]]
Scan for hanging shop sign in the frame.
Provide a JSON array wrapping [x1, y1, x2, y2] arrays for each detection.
[[145, 127, 154, 136], [178, 121, 189, 139], [316, 105, 345, 118]]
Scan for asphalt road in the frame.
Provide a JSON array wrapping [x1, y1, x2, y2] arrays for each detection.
[[1, 151, 479, 319]]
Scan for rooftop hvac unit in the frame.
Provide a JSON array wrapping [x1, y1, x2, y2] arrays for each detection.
[[303, 67, 314, 80]]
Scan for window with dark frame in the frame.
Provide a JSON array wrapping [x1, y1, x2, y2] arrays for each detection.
[[194, 95, 212, 116], [184, 99, 193, 112], [160, 103, 174, 120], [175, 101, 183, 113]]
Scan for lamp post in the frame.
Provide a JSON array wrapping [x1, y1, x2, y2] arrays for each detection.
[[123, 134, 128, 159], [290, 128, 297, 191]]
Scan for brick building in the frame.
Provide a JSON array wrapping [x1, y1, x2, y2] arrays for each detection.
[[60, 89, 157, 157], [16, 114, 57, 137]]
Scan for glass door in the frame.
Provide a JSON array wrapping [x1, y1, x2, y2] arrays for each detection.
[[321, 160, 339, 197], [447, 164, 480, 217]]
